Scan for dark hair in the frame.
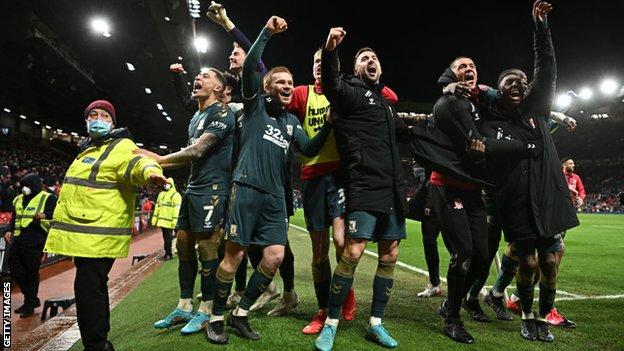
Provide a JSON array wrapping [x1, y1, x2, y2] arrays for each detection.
[[353, 47, 375, 66], [223, 71, 239, 91], [208, 68, 227, 89], [497, 68, 527, 86]]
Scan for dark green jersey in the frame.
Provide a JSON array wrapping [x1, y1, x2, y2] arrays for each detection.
[[186, 101, 235, 196], [233, 27, 333, 198]]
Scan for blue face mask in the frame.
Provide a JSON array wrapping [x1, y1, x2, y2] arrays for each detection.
[[87, 119, 112, 138]]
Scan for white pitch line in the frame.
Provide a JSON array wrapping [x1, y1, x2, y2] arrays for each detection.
[[288, 223, 622, 302]]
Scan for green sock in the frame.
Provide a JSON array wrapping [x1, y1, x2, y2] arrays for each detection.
[[516, 282, 534, 315], [239, 262, 275, 310], [371, 259, 395, 318], [212, 266, 235, 317], [178, 259, 198, 299], [538, 283, 556, 317], [200, 259, 219, 302], [312, 259, 332, 309], [492, 254, 517, 296], [328, 255, 358, 319]]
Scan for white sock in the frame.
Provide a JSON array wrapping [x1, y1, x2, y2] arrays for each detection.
[[233, 306, 249, 317], [369, 316, 382, 327], [177, 298, 193, 312], [510, 293, 520, 302], [325, 317, 339, 328], [209, 315, 224, 323], [466, 292, 478, 301], [492, 289, 504, 298], [522, 311, 535, 320], [198, 300, 212, 314]]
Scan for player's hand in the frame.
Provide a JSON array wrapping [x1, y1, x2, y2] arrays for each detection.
[[207, 2, 235, 30], [563, 116, 577, 131], [443, 82, 472, 99], [324, 107, 333, 124], [576, 197, 584, 207], [133, 149, 165, 164], [266, 16, 287, 34], [533, 0, 553, 23], [170, 63, 185, 74], [398, 112, 429, 123], [34, 213, 46, 220], [3, 232, 12, 244], [325, 27, 346, 51], [570, 188, 579, 196], [469, 138, 486, 153], [467, 138, 486, 162], [148, 173, 170, 188]]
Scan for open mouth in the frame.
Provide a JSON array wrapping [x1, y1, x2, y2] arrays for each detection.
[[279, 91, 292, 98], [367, 66, 377, 75], [465, 71, 475, 84], [510, 87, 522, 99]]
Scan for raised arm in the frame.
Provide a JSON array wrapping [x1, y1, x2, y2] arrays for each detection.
[[170, 63, 196, 113], [242, 16, 287, 100], [525, 0, 556, 116], [207, 2, 268, 75], [321, 27, 356, 111]]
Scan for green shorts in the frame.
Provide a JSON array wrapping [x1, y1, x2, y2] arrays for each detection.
[[227, 182, 288, 247], [302, 173, 345, 232], [511, 236, 562, 257], [176, 193, 227, 234], [346, 210, 406, 242]]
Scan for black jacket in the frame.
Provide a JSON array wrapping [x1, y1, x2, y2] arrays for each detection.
[[321, 48, 408, 214], [482, 20, 579, 240]]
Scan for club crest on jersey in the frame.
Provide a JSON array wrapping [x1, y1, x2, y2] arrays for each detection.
[[197, 118, 205, 130], [529, 118, 536, 129], [81, 157, 96, 164], [369, 98, 376, 105], [229, 224, 237, 237], [348, 220, 357, 233], [453, 198, 463, 210], [286, 125, 293, 136]]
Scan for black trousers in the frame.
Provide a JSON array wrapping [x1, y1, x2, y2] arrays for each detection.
[[470, 222, 503, 296], [9, 243, 44, 306], [421, 213, 442, 286], [161, 228, 173, 256], [74, 257, 115, 351], [431, 185, 488, 319]]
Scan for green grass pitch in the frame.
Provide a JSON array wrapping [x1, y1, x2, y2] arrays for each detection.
[[69, 213, 624, 350]]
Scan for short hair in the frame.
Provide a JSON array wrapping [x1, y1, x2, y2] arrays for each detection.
[[223, 70, 238, 90], [497, 68, 527, 86], [263, 66, 293, 87], [208, 68, 227, 89], [450, 56, 474, 70], [353, 47, 376, 66]]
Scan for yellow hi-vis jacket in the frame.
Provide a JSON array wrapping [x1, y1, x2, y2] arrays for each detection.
[[44, 135, 164, 258], [151, 182, 181, 229], [12, 191, 52, 236]]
